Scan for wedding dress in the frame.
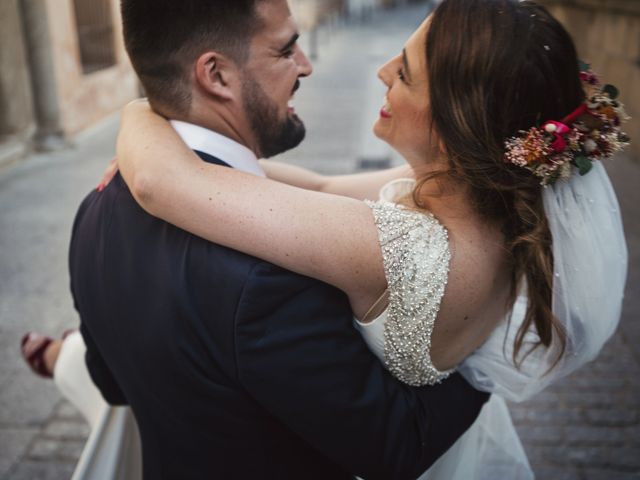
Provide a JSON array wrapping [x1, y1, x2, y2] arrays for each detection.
[[355, 178, 532, 479], [356, 166, 626, 479]]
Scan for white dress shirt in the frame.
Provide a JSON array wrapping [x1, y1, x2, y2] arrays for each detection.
[[170, 120, 266, 177]]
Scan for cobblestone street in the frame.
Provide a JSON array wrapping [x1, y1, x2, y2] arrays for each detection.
[[1, 2, 639, 479]]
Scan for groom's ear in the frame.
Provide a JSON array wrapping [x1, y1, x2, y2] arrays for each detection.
[[194, 52, 238, 102]]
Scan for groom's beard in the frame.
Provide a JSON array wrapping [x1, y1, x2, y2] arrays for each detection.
[[242, 75, 306, 159]]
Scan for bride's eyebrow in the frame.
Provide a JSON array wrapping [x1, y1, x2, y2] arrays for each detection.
[[402, 48, 413, 81]]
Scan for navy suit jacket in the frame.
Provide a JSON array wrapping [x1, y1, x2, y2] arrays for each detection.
[[69, 150, 489, 480]]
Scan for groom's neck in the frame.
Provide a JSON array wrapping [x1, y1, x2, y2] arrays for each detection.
[[171, 102, 259, 157]]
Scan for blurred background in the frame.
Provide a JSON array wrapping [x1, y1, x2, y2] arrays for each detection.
[[0, 0, 638, 479], [1, 0, 639, 166]]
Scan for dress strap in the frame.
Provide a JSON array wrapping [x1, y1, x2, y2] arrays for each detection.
[[360, 289, 390, 324]]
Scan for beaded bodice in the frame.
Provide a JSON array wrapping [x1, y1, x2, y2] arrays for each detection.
[[359, 180, 454, 387]]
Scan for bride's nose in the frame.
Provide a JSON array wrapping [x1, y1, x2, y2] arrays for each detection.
[[377, 57, 398, 88]]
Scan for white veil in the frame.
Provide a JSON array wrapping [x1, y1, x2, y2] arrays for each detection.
[[459, 161, 627, 402]]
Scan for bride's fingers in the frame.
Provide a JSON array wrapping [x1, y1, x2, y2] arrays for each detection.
[[97, 157, 120, 192]]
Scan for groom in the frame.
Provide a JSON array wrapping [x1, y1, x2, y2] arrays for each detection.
[[70, 0, 488, 478]]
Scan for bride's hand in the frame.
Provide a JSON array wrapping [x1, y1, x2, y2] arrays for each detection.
[[97, 157, 119, 192], [98, 98, 153, 192]]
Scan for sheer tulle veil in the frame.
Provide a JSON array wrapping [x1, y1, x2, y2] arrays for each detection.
[[459, 161, 627, 402]]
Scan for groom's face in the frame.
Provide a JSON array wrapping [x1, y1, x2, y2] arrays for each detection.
[[240, 0, 312, 158]]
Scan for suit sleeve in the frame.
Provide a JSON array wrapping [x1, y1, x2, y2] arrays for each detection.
[[69, 195, 128, 407], [79, 323, 128, 406], [234, 262, 489, 480]]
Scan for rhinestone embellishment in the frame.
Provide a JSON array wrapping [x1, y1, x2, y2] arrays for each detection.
[[366, 199, 454, 386]]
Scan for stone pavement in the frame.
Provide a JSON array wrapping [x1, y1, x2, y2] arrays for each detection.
[[0, 2, 638, 479], [0, 116, 120, 479]]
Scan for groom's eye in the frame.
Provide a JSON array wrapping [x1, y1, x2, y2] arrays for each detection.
[[278, 33, 300, 59]]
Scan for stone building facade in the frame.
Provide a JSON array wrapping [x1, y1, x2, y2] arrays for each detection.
[[540, 0, 640, 160], [1, 0, 364, 167], [0, 0, 37, 164], [2, 0, 635, 166], [0, 0, 139, 167]]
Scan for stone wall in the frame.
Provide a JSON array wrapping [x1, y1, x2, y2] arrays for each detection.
[[0, 0, 138, 165], [45, 0, 138, 135], [0, 0, 35, 163], [540, 0, 640, 160]]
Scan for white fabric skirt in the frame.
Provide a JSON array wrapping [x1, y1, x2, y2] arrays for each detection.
[[419, 394, 533, 480]]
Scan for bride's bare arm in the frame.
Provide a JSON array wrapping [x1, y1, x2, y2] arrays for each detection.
[[117, 101, 386, 319], [259, 160, 413, 200]]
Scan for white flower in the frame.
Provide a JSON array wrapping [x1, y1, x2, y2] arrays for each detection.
[[584, 139, 597, 153], [560, 162, 573, 179]]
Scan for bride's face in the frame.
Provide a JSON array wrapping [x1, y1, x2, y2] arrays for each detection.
[[374, 18, 434, 165]]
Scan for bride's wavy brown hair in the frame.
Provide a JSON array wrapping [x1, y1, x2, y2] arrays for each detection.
[[417, 0, 585, 364]]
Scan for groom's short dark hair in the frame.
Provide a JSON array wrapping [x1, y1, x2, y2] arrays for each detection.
[[121, 0, 265, 115]]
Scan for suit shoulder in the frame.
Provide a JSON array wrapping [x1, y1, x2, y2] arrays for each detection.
[[239, 260, 350, 315], [247, 260, 340, 291]]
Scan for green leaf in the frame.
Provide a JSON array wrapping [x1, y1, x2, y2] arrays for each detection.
[[574, 155, 593, 176], [578, 60, 591, 72], [603, 84, 619, 99]]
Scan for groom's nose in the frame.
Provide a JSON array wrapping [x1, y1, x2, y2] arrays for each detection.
[[295, 46, 313, 78]]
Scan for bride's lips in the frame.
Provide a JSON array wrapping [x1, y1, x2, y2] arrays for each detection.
[[380, 99, 392, 119]]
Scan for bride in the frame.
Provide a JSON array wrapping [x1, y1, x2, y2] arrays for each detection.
[[23, 0, 628, 478]]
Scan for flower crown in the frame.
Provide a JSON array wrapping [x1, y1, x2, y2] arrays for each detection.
[[504, 62, 630, 186]]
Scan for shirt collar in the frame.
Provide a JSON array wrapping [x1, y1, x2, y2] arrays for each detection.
[[170, 120, 265, 177]]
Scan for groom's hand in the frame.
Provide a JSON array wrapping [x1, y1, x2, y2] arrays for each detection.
[[97, 157, 119, 192]]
